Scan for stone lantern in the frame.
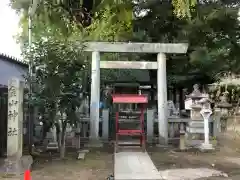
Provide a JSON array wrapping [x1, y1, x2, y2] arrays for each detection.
[[103, 85, 113, 109], [186, 84, 208, 120], [216, 92, 232, 131], [185, 84, 209, 146], [199, 97, 214, 150], [186, 84, 205, 100]]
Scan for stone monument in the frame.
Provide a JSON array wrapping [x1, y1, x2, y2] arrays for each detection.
[[3, 78, 32, 175], [167, 100, 180, 118], [216, 92, 232, 132], [185, 84, 208, 146], [7, 78, 24, 158], [46, 125, 59, 151]]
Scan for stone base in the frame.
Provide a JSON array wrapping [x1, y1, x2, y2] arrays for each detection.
[[86, 139, 103, 148], [156, 144, 170, 149], [198, 143, 214, 151], [77, 150, 89, 160], [186, 139, 204, 147], [188, 121, 204, 127], [46, 142, 59, 151], [157, 136, 168, 146], [186, 126, 204, 134], [1, 155, 33, 176]]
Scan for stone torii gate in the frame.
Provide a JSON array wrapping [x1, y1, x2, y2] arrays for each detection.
[[84, 42, 188, 144]]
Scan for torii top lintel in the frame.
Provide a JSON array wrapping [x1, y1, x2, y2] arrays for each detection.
[[83, 42, 188, 54]]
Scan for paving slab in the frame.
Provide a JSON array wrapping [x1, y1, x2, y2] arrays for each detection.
[[159, 168, 228, 180], [114, 151, 163, 180], [225, 157, 240, 166]]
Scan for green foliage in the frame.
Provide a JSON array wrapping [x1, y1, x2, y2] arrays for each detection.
[[13, 0, 133, 44], [24, 37, 86, 134], [10, 0, 200, 20], [172, 0, 197, 18], [86, 1, 133, 41], [134, 1, 240, 85], [11, 0, 206, 48], [12, 0, 240, 87]]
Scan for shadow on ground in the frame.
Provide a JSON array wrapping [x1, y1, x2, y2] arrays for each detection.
[[32, 148, 113, 180], [0, 147, 113, 180]]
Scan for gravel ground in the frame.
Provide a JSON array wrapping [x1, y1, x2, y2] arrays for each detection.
[[1, 130, 240, 180]]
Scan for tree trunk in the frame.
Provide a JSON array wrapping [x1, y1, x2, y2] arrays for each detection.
[[55, 123, 61, 151], [57, 132, 61, 152], [59, 138, 66, 159], [59, 123, 67, 159]]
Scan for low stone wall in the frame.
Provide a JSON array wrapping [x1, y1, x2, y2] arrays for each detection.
[[37, 108, 221, 147]]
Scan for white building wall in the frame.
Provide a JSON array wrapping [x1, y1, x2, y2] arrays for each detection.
[[0, 59, 27, 86]]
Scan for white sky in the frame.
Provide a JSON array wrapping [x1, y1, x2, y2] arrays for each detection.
[[0, 0, 21, 59]]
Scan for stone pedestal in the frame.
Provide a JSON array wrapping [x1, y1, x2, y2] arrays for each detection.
[[3, 155, 33, 175], [3, 158, 23, 175], [46, 125, 58, 151], [186, 104, 205, 143]]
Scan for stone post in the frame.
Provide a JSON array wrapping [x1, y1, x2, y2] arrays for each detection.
[[179, 123, 186, 151], [157, 53, 168, 144], [213, 108, 221, 137], [90, 51, 100, 143], [75, 123, 81, 150], [102, 109, 109, 142], [147, 109, 154, 144]]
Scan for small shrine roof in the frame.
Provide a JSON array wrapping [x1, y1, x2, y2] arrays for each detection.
[[112, 94, 148, 104]]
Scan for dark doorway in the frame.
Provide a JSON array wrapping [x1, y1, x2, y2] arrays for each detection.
[[0, 88, 7, 157]]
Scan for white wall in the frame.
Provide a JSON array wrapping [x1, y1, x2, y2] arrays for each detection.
[[0, 59, 27, 86]]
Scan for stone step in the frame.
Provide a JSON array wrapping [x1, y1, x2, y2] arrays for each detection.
[[188, 121, 204, 128], [187, 127, 204, 134]]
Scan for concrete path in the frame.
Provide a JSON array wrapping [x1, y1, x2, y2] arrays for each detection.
[[114, 151, 163, 180]]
